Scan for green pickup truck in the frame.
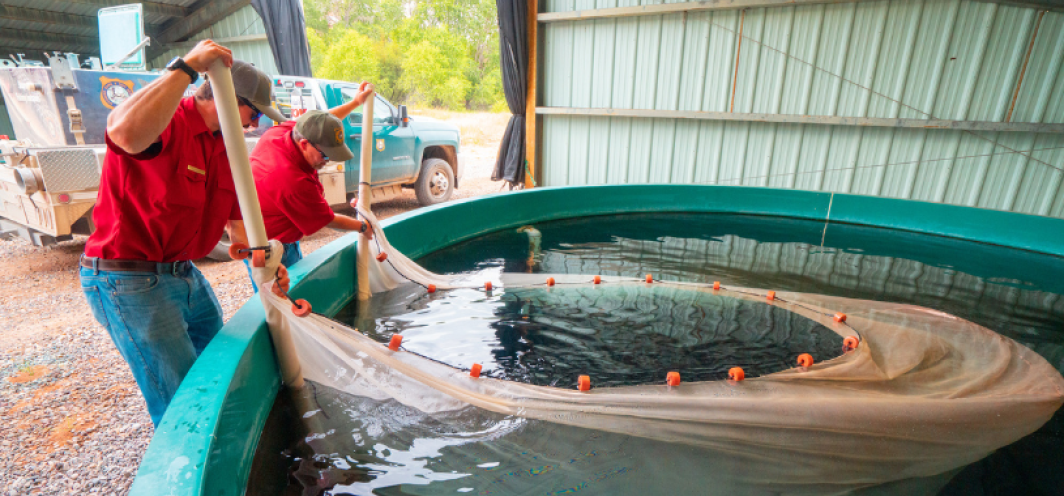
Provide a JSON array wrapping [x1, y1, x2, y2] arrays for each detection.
[[270, 76, 462, 207]]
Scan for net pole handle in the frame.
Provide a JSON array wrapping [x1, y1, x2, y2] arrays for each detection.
[[207, 60, 304, 388], [356, 92, 375, 301]]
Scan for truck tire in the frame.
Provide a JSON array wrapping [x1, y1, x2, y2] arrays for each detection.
[[415, 158, 454, 206], [208, 232, 234, 261]]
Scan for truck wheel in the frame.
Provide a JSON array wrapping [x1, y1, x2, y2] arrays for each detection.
[[415, 158, 454, 206], [208, 232, 234, 261]]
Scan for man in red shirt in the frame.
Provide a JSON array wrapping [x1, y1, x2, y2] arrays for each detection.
[[79, 40, 290, 426], [247, 86, 376, 285]]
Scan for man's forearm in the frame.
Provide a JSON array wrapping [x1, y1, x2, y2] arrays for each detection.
[[326, 214, 364, 231], [226, 220, 248, 246], [106, 70, 191, 154], [329, 97, 364, 121]]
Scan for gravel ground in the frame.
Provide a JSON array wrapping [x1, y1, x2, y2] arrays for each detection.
[[0, 111, 511, 495]]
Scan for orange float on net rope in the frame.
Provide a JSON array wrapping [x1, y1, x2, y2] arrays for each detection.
[[484, 281, 493, 291], [291, 299, 312, 317], [646, 273, 653, 283], [834, 312, 847, 323], [427, 284, 437, 293], [666, 371, 681, 387], [577, 375, 591, 391], [228, 242, 249, 260], [713, 281, 721, 290], [843, 336, 860, 352], [797, 353, 814, 368], [388, 334, 403, 351], [593, 275, 601, 284], [376, 252, 388, 262], [469, 363, 482, 378], [728, 367, 745, 382], [546, 277, 555, 286], [766, 291, 776, 301]]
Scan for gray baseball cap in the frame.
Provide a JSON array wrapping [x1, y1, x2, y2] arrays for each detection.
[[295, 110, 354, 162], [231, 60, 286, 123]]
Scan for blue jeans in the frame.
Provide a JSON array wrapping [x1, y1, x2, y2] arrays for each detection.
[[243, 240, 302, 292], [80, 263, 223, 426]]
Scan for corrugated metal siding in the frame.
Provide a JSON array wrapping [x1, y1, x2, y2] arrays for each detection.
[[540, 0, 1064, 218], [149, 5, 277, 76]]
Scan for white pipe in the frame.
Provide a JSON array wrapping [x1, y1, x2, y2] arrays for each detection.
[[356, 92, 374, 301], [107, 36, 151, 70], [207, 60, 304, 388]]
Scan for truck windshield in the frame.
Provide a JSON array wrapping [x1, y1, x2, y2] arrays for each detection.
[[341, 88, 392, 125]]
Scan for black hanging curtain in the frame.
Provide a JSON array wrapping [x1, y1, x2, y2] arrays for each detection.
[[492, 0, 528, 185], [251, 0, 313, 77]]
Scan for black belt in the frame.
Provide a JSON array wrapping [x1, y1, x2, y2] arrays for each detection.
[[80, 255, 192, 275]]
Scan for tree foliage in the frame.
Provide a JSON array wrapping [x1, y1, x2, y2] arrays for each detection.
[[304, 0, 505, 112]]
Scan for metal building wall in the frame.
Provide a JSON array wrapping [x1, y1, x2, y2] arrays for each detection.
[[149, 5, 278, 76], [538, 0, 1064, 218]]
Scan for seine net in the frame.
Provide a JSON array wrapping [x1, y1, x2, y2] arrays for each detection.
[[257, 209, 1064, 491]]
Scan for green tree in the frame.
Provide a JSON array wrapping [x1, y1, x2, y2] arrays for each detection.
[[314, 28, 381, 84], [303, 0, 506, 111]]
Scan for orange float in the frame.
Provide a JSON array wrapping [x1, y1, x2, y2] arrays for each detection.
[[388, 334, 403, 351], [291, 299, 312, 317]]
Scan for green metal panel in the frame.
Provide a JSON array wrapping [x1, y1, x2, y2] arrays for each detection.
[[538, 0, 1064, 218], [149, 5, 277, 76]]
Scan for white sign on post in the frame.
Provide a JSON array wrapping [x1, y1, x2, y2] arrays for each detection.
[[98, 4, 146, 71]]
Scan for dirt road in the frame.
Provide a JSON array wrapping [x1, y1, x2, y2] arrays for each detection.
[[0, 110, 512, 494]]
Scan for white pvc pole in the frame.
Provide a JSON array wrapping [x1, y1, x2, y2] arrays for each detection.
[[356, 92, 374, 301], [207, 60, 304, 388]]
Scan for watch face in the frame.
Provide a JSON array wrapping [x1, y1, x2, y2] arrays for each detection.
[[168, 57, 181, 69]]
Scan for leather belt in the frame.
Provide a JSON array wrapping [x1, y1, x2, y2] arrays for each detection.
[[80, 255, 192, 275]]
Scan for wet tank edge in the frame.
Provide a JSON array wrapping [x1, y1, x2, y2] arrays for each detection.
[[127, 185, 1064, 496]]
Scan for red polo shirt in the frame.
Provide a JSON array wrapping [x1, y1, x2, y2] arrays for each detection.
[[251, 121, 335, 244], [85, 97, 242, 262]]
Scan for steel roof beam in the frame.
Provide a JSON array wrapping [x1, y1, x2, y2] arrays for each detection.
[[0, 6, 99, 29], [536, 107, 1064, 134], [0, 37, 99, 56], [157, 0, 250, 44], [61, 0, 190, 19], [0, 29, 98, 48]]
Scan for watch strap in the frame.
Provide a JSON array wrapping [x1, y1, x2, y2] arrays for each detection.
[[168, 58, 199, 84]]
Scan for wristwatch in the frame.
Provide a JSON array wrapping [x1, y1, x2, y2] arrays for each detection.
[[166, 57, 199, 84]]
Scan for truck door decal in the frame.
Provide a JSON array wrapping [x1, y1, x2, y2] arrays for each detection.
[[376, 139, 385, 152], [99, 76, 134, 109]]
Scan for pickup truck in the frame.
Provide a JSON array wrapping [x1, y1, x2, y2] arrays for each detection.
[[0, 56, 461, 259], [270, 76, 462, 208]]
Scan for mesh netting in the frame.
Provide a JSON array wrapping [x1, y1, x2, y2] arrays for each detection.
[[256, 209, 1064, 490]]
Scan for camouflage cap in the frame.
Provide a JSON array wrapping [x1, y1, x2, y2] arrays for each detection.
[[230, 60, 286, 123], [294, 110, 354, 162]]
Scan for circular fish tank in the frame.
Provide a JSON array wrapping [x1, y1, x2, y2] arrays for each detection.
[[127, 185, 1064, 496]]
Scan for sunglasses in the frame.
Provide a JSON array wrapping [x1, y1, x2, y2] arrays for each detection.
[[311, 143, 329, 161], [238, 97, 263, 121]]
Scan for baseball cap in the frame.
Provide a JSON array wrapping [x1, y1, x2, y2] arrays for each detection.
[[295, 110, 354, 162], [230, 60, 286, 123]]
